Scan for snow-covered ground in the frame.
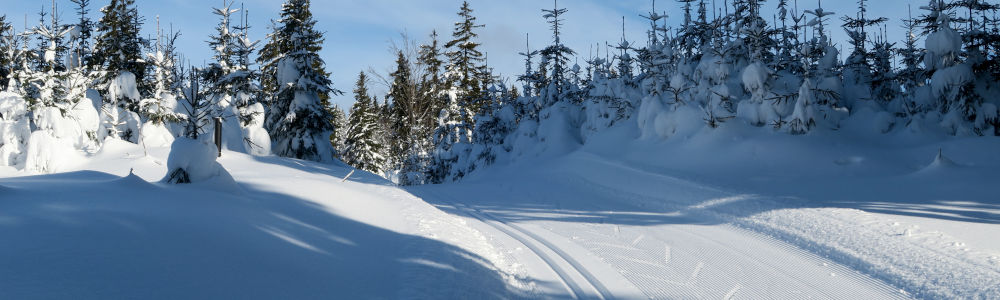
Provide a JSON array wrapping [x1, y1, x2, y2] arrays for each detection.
[[0, 141, 528, 299], [2, 124, 998, 299]]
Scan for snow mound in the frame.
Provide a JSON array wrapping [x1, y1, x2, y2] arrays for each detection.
[[140, 121, 175, 148], [112, 169, 159, 190], [923, 149, 960, 171], [162, 138, 234, 186], [24, 131, 84, 173]]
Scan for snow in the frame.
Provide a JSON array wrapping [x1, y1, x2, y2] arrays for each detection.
[[23, 130, 84, 173], [140, 121, 175, 148], [107, 72, 141, 102], [241, 103, 271, 156], [741, 62, 769, 92], [0, 142, 526, 299], [163, 138, 232, 184], [1, 114, 999, 298], [0, 92, 29, 168]]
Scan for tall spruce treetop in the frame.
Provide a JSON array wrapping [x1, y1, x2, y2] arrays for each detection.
[[445, 1, 487, 101], [208, 0, 239, 77], [540, 0, 576, 102], [69, 0, 93, 69], [259, 0, 339, 162], [91, 0, 146, 85], [418, 30, 447, 132]]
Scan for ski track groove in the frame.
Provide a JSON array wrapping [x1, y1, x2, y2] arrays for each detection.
[[422, 189, 612, 300]]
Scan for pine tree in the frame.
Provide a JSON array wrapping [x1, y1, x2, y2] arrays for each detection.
[[259, 0, 340, 161], [329, 104, 347, 156], [143, 24, 181, 125], [417, 30, 446, 136], [91, 0, 147, 112], [343, 71, 385, 173], [0, 16, 14, 91], [841, 0, 887, 108], [387, 51, 415, 170], [445, 1, 487, 120], [897, 5, 925, 116], [68, 0, 93, 69], [230, 9, 262, 127], [539, 0, 577, 107]]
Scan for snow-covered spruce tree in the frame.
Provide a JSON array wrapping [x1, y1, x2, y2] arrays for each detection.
[[0, 16, 13, 91], [0, 91, 30, 168], [258, 0, 340, 161], [90, 0, 147, 143], [139, 26, 182, 148], [945, 0, 1000, 135], [840, 0, 887, 110], [68, 0, 94, 70], [921, 9, 986, 136], [91, 0, 147, 107], [18, 5, 102, 173], [444, 1, 487, 126], [468, 82, 518, 168], [869, 33, 899, 110], [328, 104, 347, 157], [538, 0, 578, 109], [895, 7, 927, 117], [386, 51, 417, 172], [343, 71, 385, 174], [417, 30, 447, 141], [203, 1, 267, 153], [204, 0, 239, 116], [230, 11, 270, 154], [164, 68, 230, 185], [427, 90, 468, 184]]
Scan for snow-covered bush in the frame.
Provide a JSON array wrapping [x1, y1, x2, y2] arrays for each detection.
[[163, 138, 229, 184], [0, 92, 29, 167], [241, 103, 271, 156]]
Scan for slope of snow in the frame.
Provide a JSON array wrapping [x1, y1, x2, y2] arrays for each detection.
[[0, 142, 532, 299], [431, 120, 999, 299]]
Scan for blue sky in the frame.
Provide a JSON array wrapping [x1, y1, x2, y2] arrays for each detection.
[[5, 0, 918, 109]]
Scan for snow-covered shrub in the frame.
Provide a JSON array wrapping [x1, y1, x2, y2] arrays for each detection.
[[163, 138, 228, 184], [241, 102, 271, 156], [0, 92, 29, 167], [141, 121, 175, 148]]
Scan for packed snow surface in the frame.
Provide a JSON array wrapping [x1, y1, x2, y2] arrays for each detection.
[[1, 121, 998, 299]]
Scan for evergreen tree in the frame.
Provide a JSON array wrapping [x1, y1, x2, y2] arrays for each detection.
[[259, 0, 340, 161], [343, 71, 385, 173], [329, 104, 348, 156], [445, 1, 488, 120], [143, 25, 182, 125], [897, 5, 926, 116], [68, 0, 93, 69], [539, 0, 577, 107], [231, 10, 262, 127], [205, 0, 240, 112], [91, 0, 147, 112], [0, 16, 14, 91], [387, 51, 416, 170], [417, 30, 446, 136]]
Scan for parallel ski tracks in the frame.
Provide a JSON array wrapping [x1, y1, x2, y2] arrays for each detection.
[[424, 189, 613, 300]]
